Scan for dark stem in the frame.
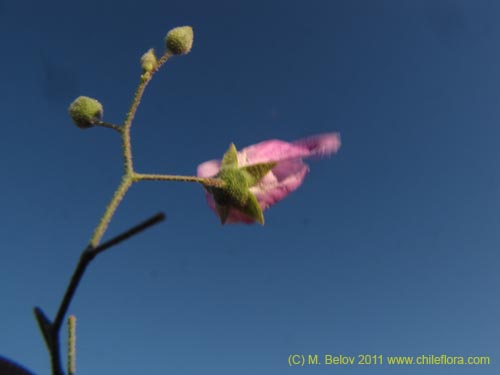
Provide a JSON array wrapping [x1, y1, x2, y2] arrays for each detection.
[[52, 250, 91, 332], [34, 212, 166, 375]]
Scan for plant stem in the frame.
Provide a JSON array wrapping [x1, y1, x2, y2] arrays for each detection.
[[95, 121, 122, 132], [67, 316, 76, 375], [122, 51, 172, 175], [35, 213, 166, 375], [133, 172, 225, 187], [89, 176, 133, 248], [88, 51, 174, 248], [36, 48, 183, 375]]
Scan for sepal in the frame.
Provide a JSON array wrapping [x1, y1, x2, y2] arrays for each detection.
[[220, 143, 238, 170], [241, 162, 277, 186]]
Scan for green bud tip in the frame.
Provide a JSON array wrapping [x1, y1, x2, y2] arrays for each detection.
[[68, 96, 103, 129], [141, 48, 157, 73], [165, 26, 194, 55]]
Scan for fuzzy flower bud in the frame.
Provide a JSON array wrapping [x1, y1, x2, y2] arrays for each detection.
[[141, 48, 157, 73], [68, 96, 103, 129], [165, 26, 193, 55]]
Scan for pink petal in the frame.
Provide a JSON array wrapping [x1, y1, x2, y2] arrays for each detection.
[[197, 159, 221, 178], [251, 159, 309, 208], [238, 140, 311, 166], [292, 132, 341, 158], [224, 209, 256, 224]]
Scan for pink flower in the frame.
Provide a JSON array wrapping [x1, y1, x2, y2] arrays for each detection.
[[197, 132, 341, 224]]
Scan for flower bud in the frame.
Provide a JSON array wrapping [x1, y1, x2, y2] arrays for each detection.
[[165, 26, 193, 55], [68, 96, 103, 129], [141, 48, 157, 73]]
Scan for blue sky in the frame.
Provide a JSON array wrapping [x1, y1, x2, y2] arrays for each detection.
[[0, 0, 499, 374]]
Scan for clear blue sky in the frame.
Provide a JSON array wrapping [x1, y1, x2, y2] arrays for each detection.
[[0, 1, 499, 374]]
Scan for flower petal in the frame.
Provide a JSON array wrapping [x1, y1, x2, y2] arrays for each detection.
[[197, 159, 221, 178], [251, 159, 309, 208], [224, 209, 256, 224], [238, 140, 310, 166], [292, 132, 341, 158]]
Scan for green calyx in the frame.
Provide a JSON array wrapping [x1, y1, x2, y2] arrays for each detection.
[[207, 143, 277, 225], [165, 26, 194, 55], [214, 168, 249, 207], [68, 96, 103, 129]]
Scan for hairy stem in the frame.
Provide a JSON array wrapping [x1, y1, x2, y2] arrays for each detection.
[[94, 120, 122, 132], [133, 172, 225, 187], [89, 176, 133, 248], [36, 47, 180, 375], [67, 316, 76, 375], [88, 52, 175, 248]]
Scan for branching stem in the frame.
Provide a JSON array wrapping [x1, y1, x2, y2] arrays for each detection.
[[34, 48, 207, 375]]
